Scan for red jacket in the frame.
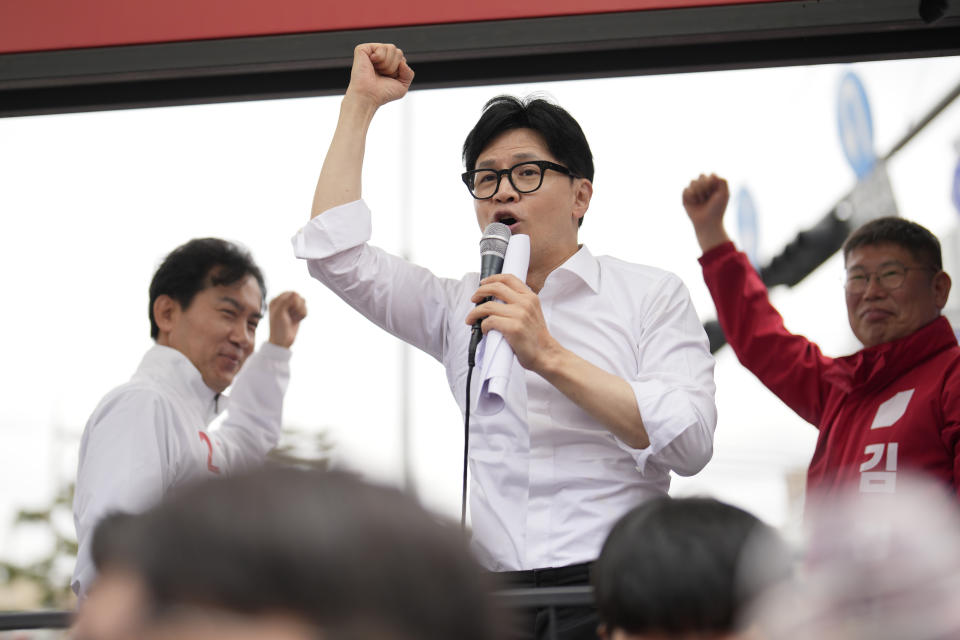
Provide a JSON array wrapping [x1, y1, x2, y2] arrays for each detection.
[[700, 242, 960, 499]]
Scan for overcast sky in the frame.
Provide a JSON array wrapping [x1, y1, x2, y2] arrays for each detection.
[[2, 54, 960, 571]]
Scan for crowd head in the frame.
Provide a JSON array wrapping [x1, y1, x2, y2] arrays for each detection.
[[75, 467, 499, 640], [756, 475, 960, 640], [592, 496, 793, 640]]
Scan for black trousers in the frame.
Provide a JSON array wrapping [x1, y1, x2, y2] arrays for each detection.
[[495, 562, 599, 640]]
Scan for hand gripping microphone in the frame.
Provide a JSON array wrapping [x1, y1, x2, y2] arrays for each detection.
[[468, 222, 511, 366]]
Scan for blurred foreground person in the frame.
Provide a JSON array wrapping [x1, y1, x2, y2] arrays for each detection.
[[77, 467, 499, 640], [682, 174, 959, 500], [72, 238, 307, 596], [593, 497, 792, 640], [755, 475, 960, 640], [70, 513, 151, 640]]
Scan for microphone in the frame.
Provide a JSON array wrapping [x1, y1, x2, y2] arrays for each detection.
[[479, 222, 512, 281], [469, 222, 511, 366]]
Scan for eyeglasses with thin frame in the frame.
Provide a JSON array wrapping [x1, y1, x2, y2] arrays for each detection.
[[844, 263, 937, 294], [461, 160, 579, 200]]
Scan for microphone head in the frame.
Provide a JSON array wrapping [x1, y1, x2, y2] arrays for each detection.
[[479, 222, 511, 258]]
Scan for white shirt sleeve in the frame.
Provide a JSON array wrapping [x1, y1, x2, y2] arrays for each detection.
[[71, 390, 174, 596], [212, 342, 291, 472], [292, 199, 463, 362], [618, 272, 717, 476]]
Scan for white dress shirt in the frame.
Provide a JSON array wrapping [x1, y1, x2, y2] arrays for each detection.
[[72, 343, 291, 596], [293, 200, 716, 571]]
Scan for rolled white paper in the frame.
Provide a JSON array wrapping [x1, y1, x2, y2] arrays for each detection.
[[475, 234, 530, 416]]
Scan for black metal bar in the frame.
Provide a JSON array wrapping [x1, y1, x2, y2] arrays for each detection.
[[0, 610, 73, 631], [0, 588, 594, 631], [490, 585, 595, 608], [1, 0, 959, 117], [758, 210, 852, 289], [704, 319, 729, 355], [880, 77, 960, 162]]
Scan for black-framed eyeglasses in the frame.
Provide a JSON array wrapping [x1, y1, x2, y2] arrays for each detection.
[[461, 160, 579, 200], [844, 263, 937, 294]]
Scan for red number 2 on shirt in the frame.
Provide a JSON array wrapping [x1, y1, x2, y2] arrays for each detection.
[[198, 432, 222, 474]]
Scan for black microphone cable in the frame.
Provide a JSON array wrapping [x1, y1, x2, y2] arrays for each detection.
[[461, 223, 510, 529], [462, 326, 480, 528]]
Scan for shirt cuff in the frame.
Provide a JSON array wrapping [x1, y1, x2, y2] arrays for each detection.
[[291, 199, 372, 259], [697, 240, 737, 267], [258, 341, 293, 362], [616, 378, 714, 475]]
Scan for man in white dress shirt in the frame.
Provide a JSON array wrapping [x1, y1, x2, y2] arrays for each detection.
[[72, 237, 307, 598], [292, 44, 716, 639]]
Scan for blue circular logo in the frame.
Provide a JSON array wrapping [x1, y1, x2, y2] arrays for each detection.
[[837, 72, 877, 180]]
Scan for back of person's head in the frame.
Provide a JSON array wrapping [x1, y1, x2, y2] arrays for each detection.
[[593, 496, 792, 639], [148, 238, 266, 339], [134, 467, 497, 640], [462, 95, 594, 227], [90, 511, 144, 574], [756, 475, 960, 640], [842, 217, 943, 270], [73, 512, 152, 640]]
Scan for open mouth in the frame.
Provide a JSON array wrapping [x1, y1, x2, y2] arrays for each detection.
[[499, 216, 517, 226]]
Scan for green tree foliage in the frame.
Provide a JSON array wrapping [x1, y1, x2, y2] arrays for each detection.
[[0, 482, 77, 610]]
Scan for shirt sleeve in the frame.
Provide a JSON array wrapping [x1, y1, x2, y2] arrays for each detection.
[[941, 362, 960, 499], [291, 199, 463, 362], [72, 390, 174, 597], [212, 342, 290, 472], [699, 241, 832, 426], [616, 271, 717, 476]]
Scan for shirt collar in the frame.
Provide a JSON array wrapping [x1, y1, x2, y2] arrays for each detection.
[[551, 244, 601, 294], [136, 344, 221, 421], [827, 316, 958, 392]]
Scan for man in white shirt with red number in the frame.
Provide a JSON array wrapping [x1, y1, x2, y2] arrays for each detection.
[[292, 43, 716, 640], [72, 237, 307, 598]]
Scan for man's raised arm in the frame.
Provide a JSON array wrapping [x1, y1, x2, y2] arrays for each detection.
[[311, 43, 414, 217]]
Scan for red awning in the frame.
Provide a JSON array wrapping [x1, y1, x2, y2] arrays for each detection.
[[0, 0, 788, 54]]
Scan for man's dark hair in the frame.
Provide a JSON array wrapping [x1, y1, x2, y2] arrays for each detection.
[[133, 467, 498, 640], [592, 497, 792, 637], [842, 217, 943, 270], [90, 511, 144, 573], [148, 238, 266, 339], [462, 95, 594, 227]]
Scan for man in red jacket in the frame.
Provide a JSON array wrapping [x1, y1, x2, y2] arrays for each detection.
[[682, 173, 959, 501]]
